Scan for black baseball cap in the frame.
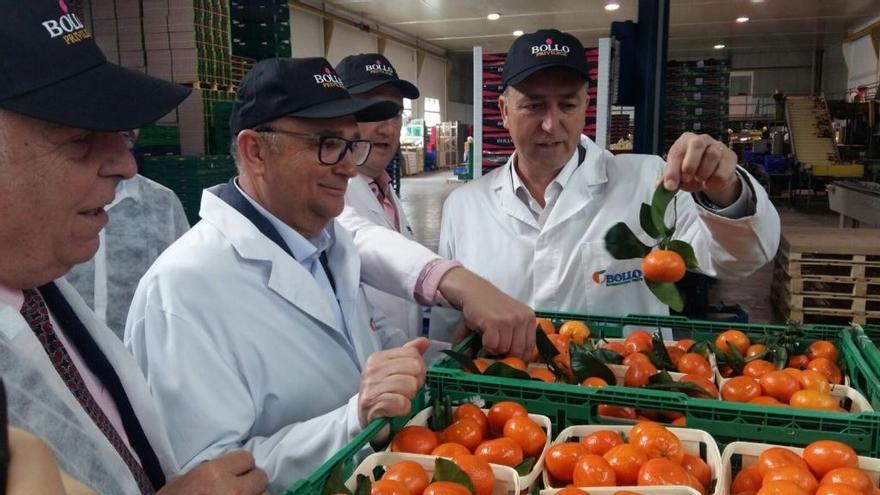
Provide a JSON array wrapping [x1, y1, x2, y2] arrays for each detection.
[[0, 0, 190, 131], [335, 53, 420, 99], [230, 57, 400, 135], [502, 29, 589, 88]]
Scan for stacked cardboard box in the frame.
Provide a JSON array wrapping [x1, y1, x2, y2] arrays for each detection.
[[230, 0, 291, 61]]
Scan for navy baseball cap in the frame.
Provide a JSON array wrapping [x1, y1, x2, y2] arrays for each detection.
[[335, 53, 419, 99], [230, 57, 400, 135], [0, 0, 190, 131], [502, 29, 589, 88]]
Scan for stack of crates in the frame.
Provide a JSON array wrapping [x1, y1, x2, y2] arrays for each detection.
[[138, 154, 237, 223], [140, 0, 231, 87], [177, 88, 236, 155], [665, 59, 730, 149], [230, 0, 291, 61], [79, 0, 146, 71]]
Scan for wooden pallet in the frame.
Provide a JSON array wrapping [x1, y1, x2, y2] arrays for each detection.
[[773, 264, 880, 298], [776, 251, 880, 279], [771, 290, 880, 325]]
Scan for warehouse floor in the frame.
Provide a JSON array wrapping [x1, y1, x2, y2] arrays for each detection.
[[400, 170, 841, 325]]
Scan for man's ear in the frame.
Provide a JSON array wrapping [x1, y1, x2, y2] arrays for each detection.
[[237, 130, 268, 176], [499, 93, 509, 129]]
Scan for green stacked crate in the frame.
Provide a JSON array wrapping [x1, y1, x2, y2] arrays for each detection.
[[665, 59, 730, 149], [139, 154, 236, 224], [135, 124, 181, 157], [230, 0, 291, 62]]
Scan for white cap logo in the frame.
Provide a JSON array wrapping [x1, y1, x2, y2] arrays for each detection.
[[313, 67, 345, 89], [531, 37, 570, 57]]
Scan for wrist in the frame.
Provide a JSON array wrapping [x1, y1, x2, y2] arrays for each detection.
[[703, 176, 742, 208]]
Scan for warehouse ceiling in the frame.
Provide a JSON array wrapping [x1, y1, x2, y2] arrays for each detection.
[[322, 0, 880, 55]]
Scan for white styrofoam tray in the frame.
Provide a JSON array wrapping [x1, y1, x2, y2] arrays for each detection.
[[345, 451, 521, 494], [404, 406, 552, 489], [543, 424, 723, 495], [718, 441, 880, 495]]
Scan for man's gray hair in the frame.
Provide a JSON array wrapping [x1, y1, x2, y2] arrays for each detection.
[[230, 130, 280, 173]]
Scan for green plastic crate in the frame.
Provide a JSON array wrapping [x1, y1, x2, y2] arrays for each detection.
[[283, 389, 429, 495], [428, 312, 880, 457]]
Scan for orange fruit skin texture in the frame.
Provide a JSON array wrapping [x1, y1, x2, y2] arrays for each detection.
[[624, 331, 654, 356], [454, 404, 488, 437], [545, 442, 590, 483], [474, 437, 523, 468], [716, 330, 751, 355], [581, 430, 625, 456], [641, 250, 686, 283], [487, 401, 528, 437], [682, 453, 712, 489], [556, 488, 592, 495], [732, 465, 764, 494], [432, 443, 470, 458], [442, 418, 483, 452], [758, 480, 809, 495], [677, 353, 713, 378], [573, 454, 617, 487], [604, 444, 649, 486], [536, 317, 557, 335], [560, 320, 590, 345], [370, 478, 410, 495], [452, 454, 495, 495], [803, 440, 859, 478], [763, 465, 819, 495], [628, 425, 685, 465], [757, 448, 810, 477], [722, 377, 763, 402], [422, 481, 472, 495], [503, 416, 547, 458], [390, 426, 439, 455], [382, 461, 429, 495], [820, 468, 876, 495], [760, 370, 802, 403], [637, 458, 691, 486]]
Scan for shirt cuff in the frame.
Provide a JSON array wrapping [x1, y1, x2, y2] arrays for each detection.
[[693, 170, 755, 219], [414, 259, 463, 306]]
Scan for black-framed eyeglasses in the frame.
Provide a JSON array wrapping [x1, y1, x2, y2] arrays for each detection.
[[254, 127, 373, 166]]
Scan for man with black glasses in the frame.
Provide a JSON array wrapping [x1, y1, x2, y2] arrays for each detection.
[[124, 57, 430, 493]]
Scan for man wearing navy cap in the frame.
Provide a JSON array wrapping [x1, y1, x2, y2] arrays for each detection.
[[126, 57, 433, 492], [335, 53, 440, 342], [0, 1, 267, 494], [431, 29, 781, 339]]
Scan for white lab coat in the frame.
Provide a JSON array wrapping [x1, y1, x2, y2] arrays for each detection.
[[125, 187, 387, 494], [67, 174, 189, 338], [0, 279, 179, 495], [430, 135, 781, 341], [339, 175, 424, 339]]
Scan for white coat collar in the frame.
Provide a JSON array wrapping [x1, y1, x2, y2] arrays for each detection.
[[491, 135, 609, 231], [198, 189, 358, 337], [350, 175, 391, 228]]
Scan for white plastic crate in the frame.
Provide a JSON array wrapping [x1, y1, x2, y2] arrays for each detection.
[[542, 424, 723, 495], [345, 451, 521, 494], [541, 487, 702, 495], [404, 406, 552, 489], [719, 441, 880, 495]]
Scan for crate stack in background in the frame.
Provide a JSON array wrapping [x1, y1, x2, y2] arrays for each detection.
[[230, 0, 291, 61], [771, 227, 880, 325], [664, 59, 730, 150], [74, 0, 255, 222], [480, 48, 599, 172]]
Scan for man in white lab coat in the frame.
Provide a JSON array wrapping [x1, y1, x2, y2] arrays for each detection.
[[431, 29, 781, 340], [67, 173, 189, 338], [126, 57, 434, 493], [0, 2, 267, 494], [334, 53, 428, 340]]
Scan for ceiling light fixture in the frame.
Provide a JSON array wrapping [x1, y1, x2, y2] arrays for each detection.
[[714, 44, 726, 49], [605, 2, 621, 11], [750, 0, 764, 3], [487, 12, 500, 20], [736, 16, 750, 23], [513, 30, 524, 36]]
